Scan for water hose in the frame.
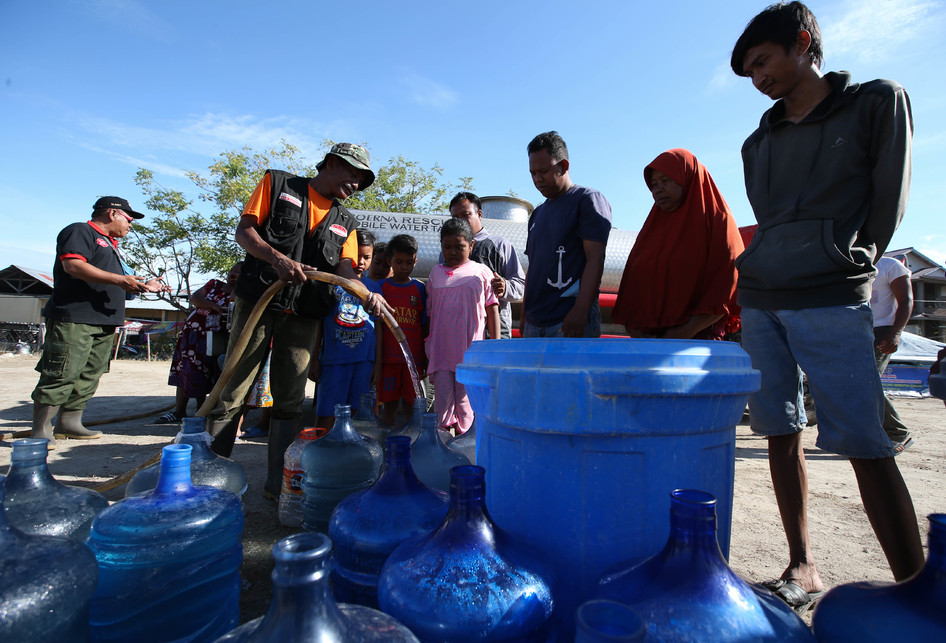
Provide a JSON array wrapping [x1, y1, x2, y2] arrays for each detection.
[[92, 271, 410, 493]]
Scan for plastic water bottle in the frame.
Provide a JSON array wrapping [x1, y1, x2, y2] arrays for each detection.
[[352, 391, 388, 442], [329, 435, 449, 607], [0, 476, 99, 642], [378, 465, 554, 641], [410, 413, 470, 492], [126, 416, 248, 498], [594, 489, 815, 641], [931, 353, 946, 400], [88, 444, 243, 642], [391, 397, 427, 439], [446, 418, 476, 463], [2, 437, 108, 542], [301, 405, 382, 533], [812, 513, 946, 640], [214, 532, 419, 642], [278, 427, 326, 527]]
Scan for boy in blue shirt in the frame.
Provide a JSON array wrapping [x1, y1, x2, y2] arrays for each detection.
[[310, 230, 378, 429]]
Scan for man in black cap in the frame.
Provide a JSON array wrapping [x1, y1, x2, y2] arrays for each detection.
[[31, 196, 168, 448], [205, 143, 388, 501]]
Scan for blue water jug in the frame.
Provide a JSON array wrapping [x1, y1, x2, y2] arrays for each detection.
[[2, 437, 108, 541], [214, 532, 419, 642], [446, 419, 476, 464], [352, 391, 388, 442], [88, 444, 243, 642], [594, 489, 814, 642], [391, 397, 427, 438], [301, 404, 382, 533], [329, 435, 449, 607], [377, 465, 554, 642], [931, 353, 946, 400], [812, 513, 946, 640], [410, 413, 470, 492], [575, 600, 645, 642], [126, 416, 248, 498], [0, 476, 99, 642]]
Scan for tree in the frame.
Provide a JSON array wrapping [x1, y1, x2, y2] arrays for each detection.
[[126, 141, 471, 305], [347, 156, 473, 214]]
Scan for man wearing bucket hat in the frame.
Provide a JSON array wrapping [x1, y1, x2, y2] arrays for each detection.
[[205, 142, 388, 501], [31, 196, 168, 448]]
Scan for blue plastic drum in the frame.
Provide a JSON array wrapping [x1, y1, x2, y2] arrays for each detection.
[[456, 338, 760, 636]]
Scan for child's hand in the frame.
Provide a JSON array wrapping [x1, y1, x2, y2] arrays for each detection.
[[490, 271, 506, 298], [364, 291, 392, 317]]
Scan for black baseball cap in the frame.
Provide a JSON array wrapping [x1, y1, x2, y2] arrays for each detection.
[[93, 196, 145, 219]]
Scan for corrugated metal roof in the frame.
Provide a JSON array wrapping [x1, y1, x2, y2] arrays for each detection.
[[0, 265, 54, 294]]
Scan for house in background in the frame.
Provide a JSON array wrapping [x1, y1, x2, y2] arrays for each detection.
[[886, 248, 946, 342], [0, 264, 53, 324], [0, 264, 189, 353]]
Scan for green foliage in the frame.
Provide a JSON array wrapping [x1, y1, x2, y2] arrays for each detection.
[[125, 141, 471, 306], [348, 155, 474, 214]]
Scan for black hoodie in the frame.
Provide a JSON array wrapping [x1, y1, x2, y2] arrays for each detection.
[[736, 71, 913, 310]]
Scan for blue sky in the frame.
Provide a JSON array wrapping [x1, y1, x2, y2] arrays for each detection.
[[2, 0, 945, 277]]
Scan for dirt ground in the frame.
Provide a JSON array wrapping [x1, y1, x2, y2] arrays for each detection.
[[1, 353, 943, 626]]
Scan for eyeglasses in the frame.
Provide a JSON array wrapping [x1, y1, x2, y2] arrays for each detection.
[[115, 210, 134, 223]]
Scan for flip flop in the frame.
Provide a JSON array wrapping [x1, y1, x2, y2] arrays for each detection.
[[240, 426, 268, 440], [893, 436, 915, 455], [761, 579, 825, 615]]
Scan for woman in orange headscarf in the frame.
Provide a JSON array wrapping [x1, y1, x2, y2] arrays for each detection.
[[612, 149, 744, 340]]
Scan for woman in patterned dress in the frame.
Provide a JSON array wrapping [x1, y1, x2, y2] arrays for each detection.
[[156, 263, 241, 423]]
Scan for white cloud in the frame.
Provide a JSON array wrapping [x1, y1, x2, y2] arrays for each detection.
[[825, 0, 940, 63], [916, 244, 946, 267], [77, 113, 327, 157], [67, 112, 345, 175], [913, 128, 946, 151], [400, 73, 459, 109], [706, 63, 740, 95], [82, 0, 175, 41]]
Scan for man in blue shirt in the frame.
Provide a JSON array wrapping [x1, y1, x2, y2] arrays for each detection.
[[522, 131, 611, 338]]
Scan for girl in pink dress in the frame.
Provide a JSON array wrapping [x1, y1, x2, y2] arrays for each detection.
[[425, 218, 500, 433]]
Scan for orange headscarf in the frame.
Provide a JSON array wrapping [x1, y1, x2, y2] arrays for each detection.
[[612, 149, 744, 338]]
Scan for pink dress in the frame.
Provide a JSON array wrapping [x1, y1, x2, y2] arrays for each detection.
[[425, 261, 498, 374], [425, 260, 498, 432]]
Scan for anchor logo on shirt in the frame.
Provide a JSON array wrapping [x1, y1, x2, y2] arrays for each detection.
[[547, 246, 572, 290]]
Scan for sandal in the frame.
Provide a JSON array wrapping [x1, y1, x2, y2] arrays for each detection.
[[155, 411, 182, 424], [761, 579, 825, 616], [240, 426, 269, 439], [893, 436, 915, 455]]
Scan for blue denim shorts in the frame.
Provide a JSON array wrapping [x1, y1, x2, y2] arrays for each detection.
[[315, 361, 374, 417], [740, 304, 893, 459]]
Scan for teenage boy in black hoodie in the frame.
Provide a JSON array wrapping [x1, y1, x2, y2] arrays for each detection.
[[730, 1, 923, 612]]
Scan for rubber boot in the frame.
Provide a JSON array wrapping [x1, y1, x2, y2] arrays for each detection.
[[55, 409, 103, 439], [32, 402, 60, 449], [264, 418, 299, 502], [208, 418, 240, 457]]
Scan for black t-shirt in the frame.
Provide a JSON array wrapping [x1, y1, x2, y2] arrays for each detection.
[[42, 221, 126, 325]]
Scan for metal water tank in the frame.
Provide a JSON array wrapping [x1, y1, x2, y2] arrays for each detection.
[[479, 196, 533, 223]]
